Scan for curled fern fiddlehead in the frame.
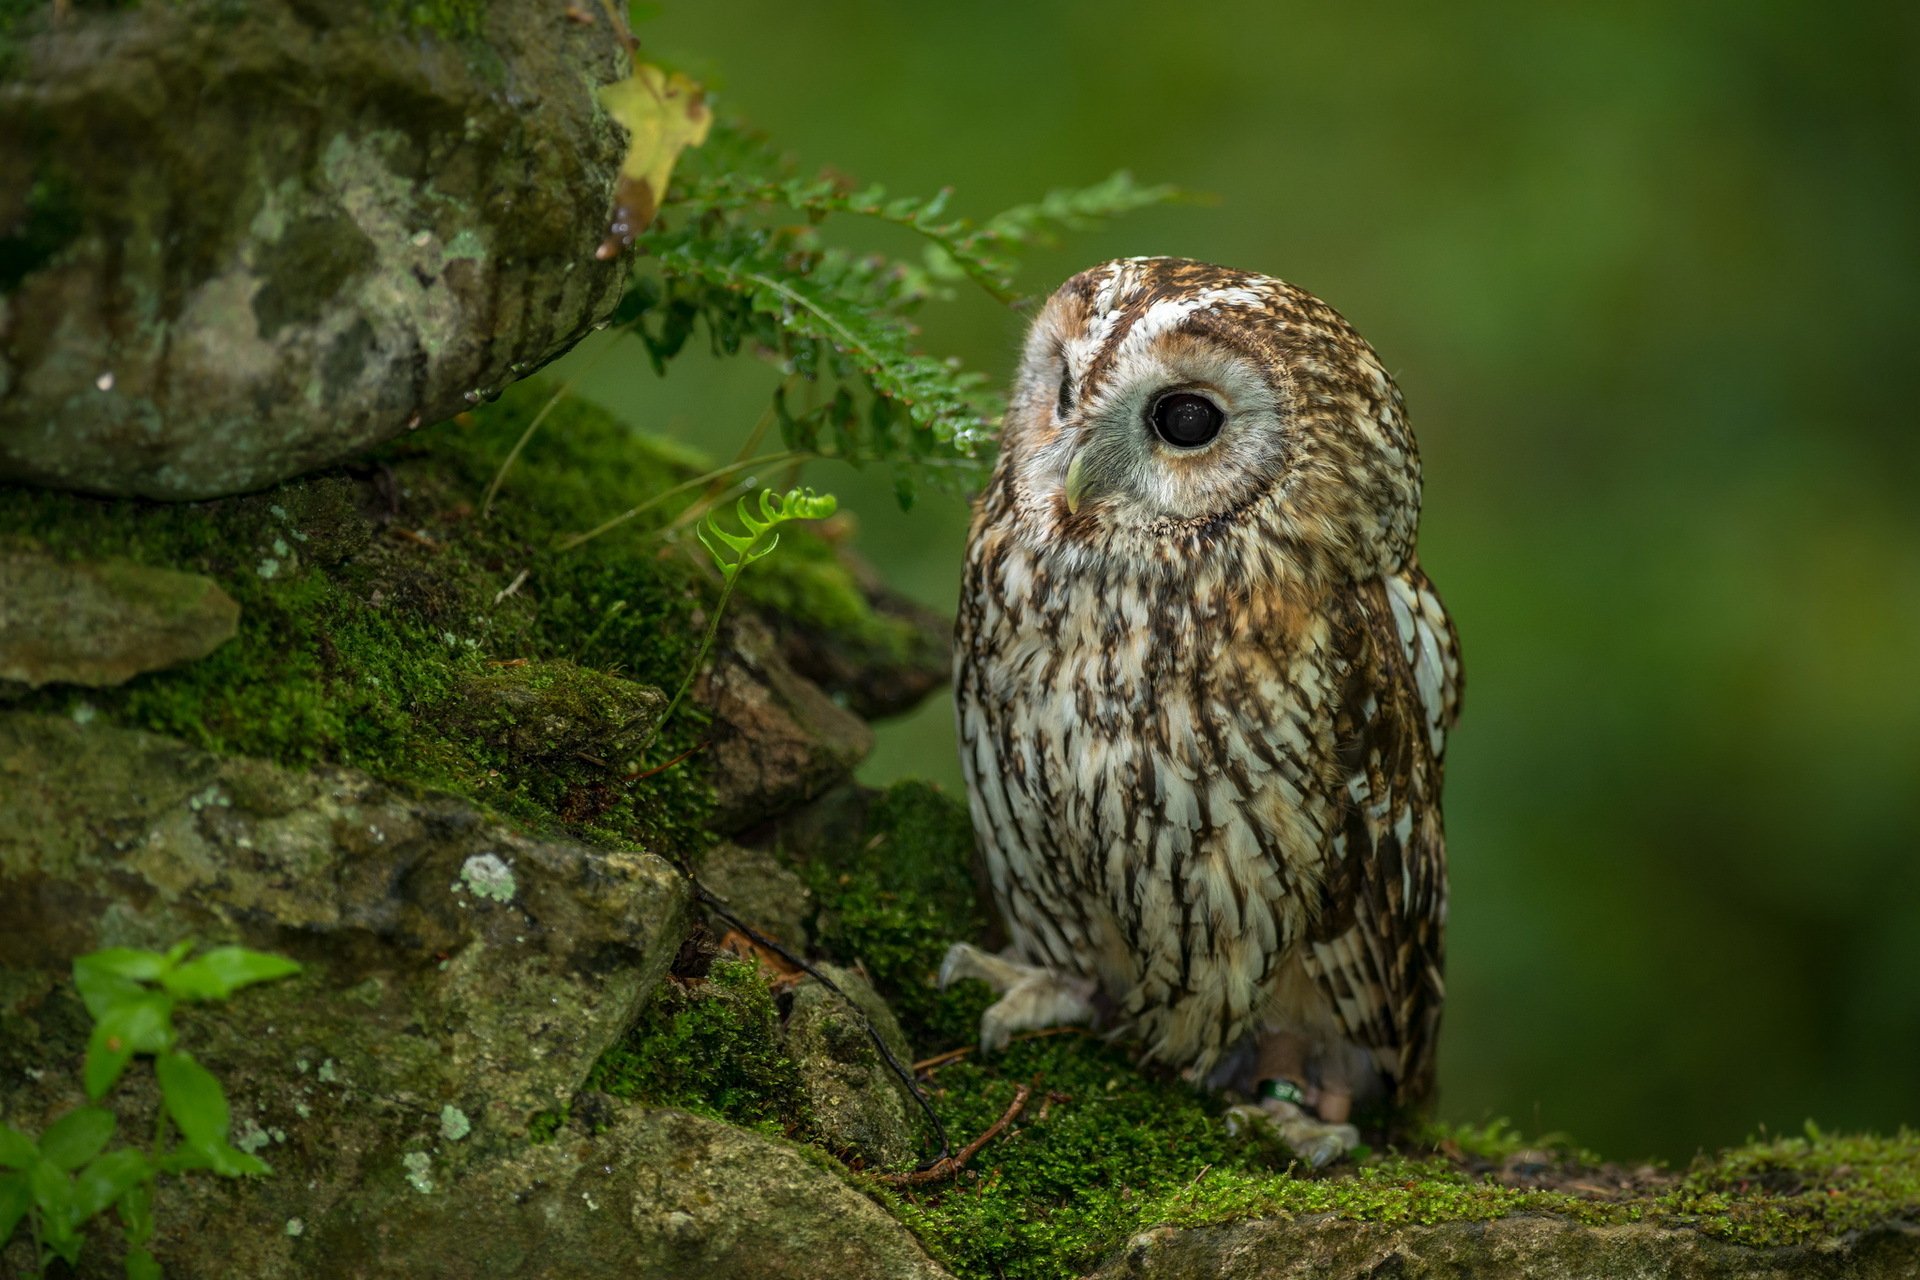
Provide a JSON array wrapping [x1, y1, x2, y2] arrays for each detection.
[[647, 487, 840, 745]]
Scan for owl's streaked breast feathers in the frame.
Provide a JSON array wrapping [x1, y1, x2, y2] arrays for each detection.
[[956, 257, 1461, 1107]]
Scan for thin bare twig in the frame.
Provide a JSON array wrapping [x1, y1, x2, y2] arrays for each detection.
[[625, 741, 706, 782], [876, 1084, 1031, 1187]]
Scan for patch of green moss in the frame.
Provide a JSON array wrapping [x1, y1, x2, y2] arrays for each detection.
[[525, 1106, 567, 1144], [2, 375, 930, 861], [732, 531, 933, 679], [877, 1041, 1920, 1280], [875, 1031, 1920, 1280], [804, 781, 992, 1051], [586, 958, 810, 1136], [1652, 1126, 1920, 1247], [374, 0, 483, 38], [878, 1036, 1247, 1280], [877, 1035, 1568, 1279]]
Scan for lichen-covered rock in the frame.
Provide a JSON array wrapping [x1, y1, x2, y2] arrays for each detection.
[[785, 964, 920, 1169], [0, 547, 238, 686], [0, 0, 630, 499], [0, 709, 690, 1276], [1094, 1214, 1920, 1280]]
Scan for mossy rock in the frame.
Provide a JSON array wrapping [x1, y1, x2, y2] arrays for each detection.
[[1096, 1213, 1920, 1280], [0, 710, 691, 1278], [0, 379, 947, 852], [784, 964, 921, 1170], [0, 0, 630, 498]]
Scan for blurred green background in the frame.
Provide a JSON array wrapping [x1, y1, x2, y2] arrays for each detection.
[[554, 1, 1920, 1161]]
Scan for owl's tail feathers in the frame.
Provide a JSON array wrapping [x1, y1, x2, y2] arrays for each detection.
[[939, 943, 1099, 1054]]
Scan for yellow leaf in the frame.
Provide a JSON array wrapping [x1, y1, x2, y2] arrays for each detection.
[[596, 64, 712, 259]]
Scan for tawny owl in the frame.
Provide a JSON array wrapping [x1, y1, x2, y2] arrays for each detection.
[[940, 257, 1461, 1164]]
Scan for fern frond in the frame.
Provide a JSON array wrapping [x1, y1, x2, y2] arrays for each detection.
[[664, 168, 1186, 305], [632, 225, 1000, 495]]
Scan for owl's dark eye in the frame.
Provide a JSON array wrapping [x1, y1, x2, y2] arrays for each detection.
[[1149, 392, 1224, 448], [1056, 369, 1074, 419]]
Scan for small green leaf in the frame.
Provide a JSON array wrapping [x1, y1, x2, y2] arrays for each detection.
[[160, 947, 302, 1002], [155, 1145, 215, 1175], [118, 1180, 154, 1243], [156, 1051, 227, 1152], [154, 1053, 270, 1177], [72, 960, 147, 1023], [74, 1149, 151, 1222], [39, 1107, 116, 1172], [76, 947, 176, 984], [86, 993, 174, 1099], [0, 1124, 35, 1170], [208, 1146, 270, 1178], [84, 1024, 136, 1102], [0, 1171, 29, 1247], [29, 1156, 76, 1247], [126, 1243, 162, 1280]]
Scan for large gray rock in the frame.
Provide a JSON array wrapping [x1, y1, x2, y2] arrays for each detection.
[[0, 0, 630, 499], [1095, 1212, 1920, 1280]]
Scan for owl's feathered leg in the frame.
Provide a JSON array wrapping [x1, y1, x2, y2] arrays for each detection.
[[1221, 1031, 1361, 1167], [938, 942, 1098, 1053]]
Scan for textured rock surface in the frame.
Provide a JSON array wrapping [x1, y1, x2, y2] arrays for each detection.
[[700, 840, 815, 949], [785, 965, 920, 1169], [705, 614, 875, 832], [347, 1108, 954, 1280], [1093, 1213, 1920, 1280], [0, 547, 238, 686], [0, 710, 691, 1277], [0, 0, 630, 498]]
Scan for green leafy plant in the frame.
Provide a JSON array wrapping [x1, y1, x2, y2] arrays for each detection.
[[0, 942, 301, 1279], [644, 485, 839, 741]]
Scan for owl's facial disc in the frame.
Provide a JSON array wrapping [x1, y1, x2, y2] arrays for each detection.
[[1054, 347, 1286, 528]]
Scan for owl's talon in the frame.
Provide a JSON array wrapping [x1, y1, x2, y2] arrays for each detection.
[[937, 942, 991, 991], [1223, 1099, 1360, 1167], [936, 942, 1096, 1053]]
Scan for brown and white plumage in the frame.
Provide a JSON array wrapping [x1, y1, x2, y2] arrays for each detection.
[[947, 257, 1461, 1119]]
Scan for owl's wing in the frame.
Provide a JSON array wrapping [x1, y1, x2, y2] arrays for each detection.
[[1302, 563, 1461, 1107]]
